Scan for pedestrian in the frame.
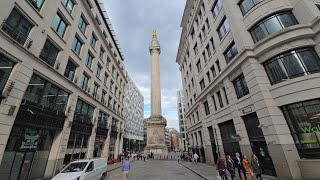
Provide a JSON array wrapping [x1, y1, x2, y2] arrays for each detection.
[[226, 155, 235, 180], [216, 155, 228, 180], [251, 154, 263, 180], [233, 152, 247, 179], [242, 155, 254, 180], [122, 157, 131, 180], [192, 153, 199, 165], [143, 153, 146, 161]]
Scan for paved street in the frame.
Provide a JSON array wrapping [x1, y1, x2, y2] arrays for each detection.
[[105, 160, 204, 180]]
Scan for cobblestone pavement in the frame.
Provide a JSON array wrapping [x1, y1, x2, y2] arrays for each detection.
[[105, 160, 204, 180]]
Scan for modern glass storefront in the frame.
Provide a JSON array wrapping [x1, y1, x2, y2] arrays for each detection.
[[282, 99, 320, 159], [0, 73, 69, 180]]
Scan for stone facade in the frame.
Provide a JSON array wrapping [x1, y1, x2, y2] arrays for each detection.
[[0, 0, 126, 179], [176, 0, 320, 179], [177, 90, 187, 151], [123, 75, 144, 141]]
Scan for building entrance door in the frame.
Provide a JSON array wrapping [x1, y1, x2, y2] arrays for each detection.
[[242, 113, 277, 177], [10, 151, 35, 180]]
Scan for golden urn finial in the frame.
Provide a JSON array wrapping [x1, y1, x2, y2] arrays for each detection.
[[152, 29, 157, 39]]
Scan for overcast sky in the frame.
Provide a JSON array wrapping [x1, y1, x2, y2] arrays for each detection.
[[103, 0, 186, 130]]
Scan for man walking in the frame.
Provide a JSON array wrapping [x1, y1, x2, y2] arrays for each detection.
[[192, 153, 199, 165], [233, 152, 247, 179], [122, 157, 131, 180]]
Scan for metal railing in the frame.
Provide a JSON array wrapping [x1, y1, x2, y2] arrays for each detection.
[[1, 19, 33, 48], [39, 50, 57, 67]]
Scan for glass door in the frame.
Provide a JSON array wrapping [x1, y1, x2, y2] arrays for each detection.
[[9, 151, 35, 180]]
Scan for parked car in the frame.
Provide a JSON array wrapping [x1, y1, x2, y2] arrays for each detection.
[[52, 158, 107, 180]]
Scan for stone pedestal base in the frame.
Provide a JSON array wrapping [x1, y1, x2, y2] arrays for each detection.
[[145, 115, 168, 156]]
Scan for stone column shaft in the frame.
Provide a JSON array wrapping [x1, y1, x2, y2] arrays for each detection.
[[150, 50, 161, 116]]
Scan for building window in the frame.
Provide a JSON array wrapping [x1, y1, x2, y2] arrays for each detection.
[[202, 26, 206, 38], [39, 39, 59, 66], [2, 8, 33, 45], [200, 79, 205, 90], [191, 28, 195, 40], [223, 87, 229, 104], [99, 47, 104, 59], [103, 73, 109, 86], [196, 60, 202, 73], [212, 0, 222, 17], [206, 44, 212, 57], [233, 74, 249, 98], [210, 65, 216, 78], [64, 60, 77, 81], [96, 64, 102, 78], [28, 0, 45, 11], [112, 66, 115, 76], [239, 0, 264, 15], [217, 17, 230, 40], [217, 91, 224, 108], [90, 33, 97, 48], [106, 56, 110, 68], [72, 36, 83, 55], [0, 54, 16, 93], [219, 120, 241, 157], [250, 12, 298, 43], [62, 0, 74, 13], [224, 41, 238, 63], [92, 83, 98, 98], [212, 95, 217, 111], [51, 13, 67, 38], [202, 52, 207, 63], [210, 38, 215, 50], [204, 101, 210, 115], [216, 60, 221, 72], [80, 74, 89, 90], [78, 15, 88, 33], [194, 43, 198, 54], [110, 80, 114, 93], [264, 48, 320, 85], [23, 74, 69, 113], [207, 71, 211, 83], [74, 99, 94, 124], [85, 52, 93, 68], [282, 99, 320, 159]]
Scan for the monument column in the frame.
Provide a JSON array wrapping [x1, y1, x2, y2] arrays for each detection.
[[145, 30, 168, 156]]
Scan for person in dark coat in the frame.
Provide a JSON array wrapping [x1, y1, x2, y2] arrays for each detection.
[[233, 152, 247, 179], [216, 155, 227, 180], [251, 154, 263, 180], [226, 155, 235, 180]]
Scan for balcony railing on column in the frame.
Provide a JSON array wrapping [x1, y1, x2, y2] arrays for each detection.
[[1, 19, 33, 48], [73, 114, 93, 125]]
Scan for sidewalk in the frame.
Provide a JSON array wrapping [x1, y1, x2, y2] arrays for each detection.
[[179, 161, 217, 180], [179, 161, 277, 180]]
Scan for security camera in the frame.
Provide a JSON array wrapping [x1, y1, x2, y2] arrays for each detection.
[[27, 108, 34, 115], [258, 123, 264, 128]]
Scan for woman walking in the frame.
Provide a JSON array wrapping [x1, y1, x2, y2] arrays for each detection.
[[251, 154, 263, 180], [226, 155, 235, 180], [216, 155, 228, 180], [242, 155, 254, 180]]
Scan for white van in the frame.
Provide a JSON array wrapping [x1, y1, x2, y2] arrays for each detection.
[[52, 158, 107, 180]]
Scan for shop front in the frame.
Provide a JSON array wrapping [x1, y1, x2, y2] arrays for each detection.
[[0, 73, 69, 180]]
